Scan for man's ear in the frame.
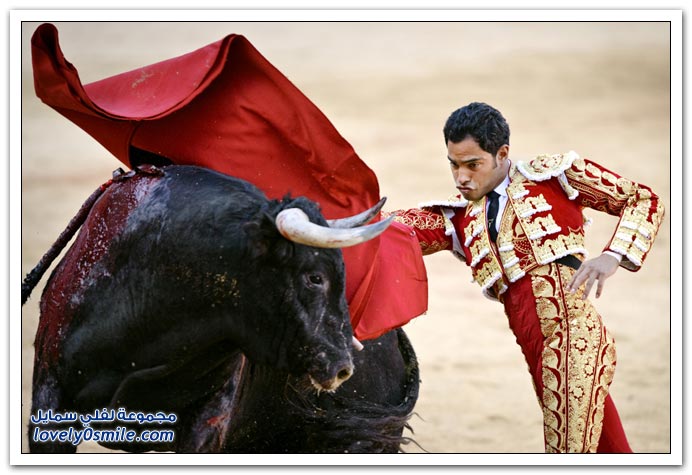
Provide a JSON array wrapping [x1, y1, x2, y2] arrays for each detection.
[[496, 144, 510, 164]]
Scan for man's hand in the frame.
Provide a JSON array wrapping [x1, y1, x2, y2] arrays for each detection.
[[567, 253, 621, 299]]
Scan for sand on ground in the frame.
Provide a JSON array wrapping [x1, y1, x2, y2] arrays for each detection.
[[19, 21, 672, 455]]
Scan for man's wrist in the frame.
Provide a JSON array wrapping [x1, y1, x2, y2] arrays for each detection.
[[602, 250, 623, 262]]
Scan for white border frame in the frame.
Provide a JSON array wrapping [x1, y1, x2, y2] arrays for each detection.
[[8, 8, 683, 468]]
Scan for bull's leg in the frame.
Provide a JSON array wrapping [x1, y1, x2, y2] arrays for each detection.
[[29, 371, 77, 453], [78, 363, 184, 453], [175, 353, 248, 453], [106, 346, 238, 412], [107, 364, 175, 409], [93, 348, 241, 453]]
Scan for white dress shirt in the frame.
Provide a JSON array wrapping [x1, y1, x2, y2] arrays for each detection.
[[486, 173, 511, 235]]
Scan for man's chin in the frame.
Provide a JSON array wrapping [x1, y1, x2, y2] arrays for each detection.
[[460, 190, 481, 201]]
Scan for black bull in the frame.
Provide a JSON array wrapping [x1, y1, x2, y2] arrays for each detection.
[[23, 165, 420, 453]]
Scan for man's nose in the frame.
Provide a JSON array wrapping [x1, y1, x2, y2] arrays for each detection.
[[454, 169, 470, 185]]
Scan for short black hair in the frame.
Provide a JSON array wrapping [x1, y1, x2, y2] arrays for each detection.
[[443, 102, 510, 156]]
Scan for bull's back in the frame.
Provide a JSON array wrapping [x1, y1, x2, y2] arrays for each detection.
[[35, 165, 269, 373], [34, 172, 162, 373]]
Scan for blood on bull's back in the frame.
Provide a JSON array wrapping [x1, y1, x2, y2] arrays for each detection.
[[34, 167, 164, 375]]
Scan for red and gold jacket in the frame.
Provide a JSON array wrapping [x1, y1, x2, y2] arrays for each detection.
[[390, 151, 664, 301]]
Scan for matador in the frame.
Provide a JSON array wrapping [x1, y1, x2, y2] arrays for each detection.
[[389, 102, 664, 453]]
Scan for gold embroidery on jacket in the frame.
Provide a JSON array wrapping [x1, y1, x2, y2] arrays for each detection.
[[497, 211, 526, 282], [468, 199, 485, 218], [473, 259, 505, 298], [441, 213, 456, 236], [469, 237, 490, 268], [607, 198, 665, 267], [565, 157, 664, 269], [420, 240, 450, 255], [513, 194, 552, 218], [557, 172, 579, 200], [517, 152, 578, 181], [463, 218, 484, 247], [524, 215, 562, 241], [391, 210, 445, 230], [510, 182, 532, 200], [506, 175, 586, 271], [533, 232, 587, 265], [500, 252, 525, 283]]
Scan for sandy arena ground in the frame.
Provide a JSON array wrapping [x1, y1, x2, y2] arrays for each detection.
[[19, 21, 672, 456]]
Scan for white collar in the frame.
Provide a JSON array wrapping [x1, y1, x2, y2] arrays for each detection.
[[492, 166, 512, 198]]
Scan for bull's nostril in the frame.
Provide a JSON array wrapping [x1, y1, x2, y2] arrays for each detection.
[[337, 367, 352, 381]]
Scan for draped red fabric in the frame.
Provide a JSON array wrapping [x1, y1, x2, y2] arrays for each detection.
[[30, 23, 427, 340]]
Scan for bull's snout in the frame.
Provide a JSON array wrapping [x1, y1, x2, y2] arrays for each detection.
[[308, 351, 354, 393]]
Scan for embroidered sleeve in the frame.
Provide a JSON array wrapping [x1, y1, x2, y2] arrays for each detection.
[[564, 156, 665, 271], [383, 207, 452, 255]]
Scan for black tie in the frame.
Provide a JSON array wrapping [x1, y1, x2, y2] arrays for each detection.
[[487, 191, 500, 242]]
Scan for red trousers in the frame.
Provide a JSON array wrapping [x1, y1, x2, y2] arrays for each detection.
[[501, 263, 632, 453]]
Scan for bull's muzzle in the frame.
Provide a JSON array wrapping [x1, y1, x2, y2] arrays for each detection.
[[308, 352, 354, 393]]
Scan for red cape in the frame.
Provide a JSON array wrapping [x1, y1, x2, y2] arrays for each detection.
[[31, 23, 427, 340]]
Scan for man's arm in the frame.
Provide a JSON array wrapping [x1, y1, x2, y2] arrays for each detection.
[[384, 207, 454, 256], [564, 157, 665, 297]]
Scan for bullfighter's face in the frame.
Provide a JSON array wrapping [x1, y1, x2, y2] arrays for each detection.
[[447, 137, 510, 202]]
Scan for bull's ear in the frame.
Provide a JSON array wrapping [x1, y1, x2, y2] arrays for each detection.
[[242, 218, 272, 259], [242, 212, 293, 261]]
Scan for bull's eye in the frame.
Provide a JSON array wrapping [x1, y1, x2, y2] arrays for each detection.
[[304, 272, 326, 289]]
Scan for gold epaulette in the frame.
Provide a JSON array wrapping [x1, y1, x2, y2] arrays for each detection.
[[516, 151, 580, 199]]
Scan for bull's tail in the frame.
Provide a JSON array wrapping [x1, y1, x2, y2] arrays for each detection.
[[21, 178, 114, 306]]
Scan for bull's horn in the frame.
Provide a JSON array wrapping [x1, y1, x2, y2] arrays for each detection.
[[275, 209, 393, 249], [327, 197, 387, 229]]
